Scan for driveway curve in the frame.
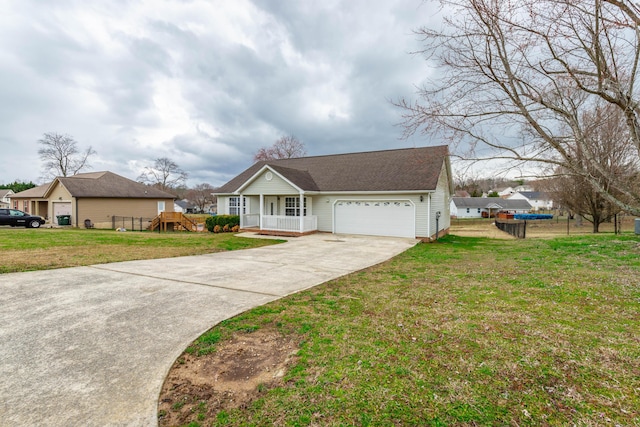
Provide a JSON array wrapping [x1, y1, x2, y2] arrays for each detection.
[[0, 233, 415, 427]]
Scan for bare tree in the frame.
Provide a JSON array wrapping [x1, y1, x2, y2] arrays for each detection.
[[137, 157, 188, 191], [399, 0, 640, 215], [543, 103, 635, 231], [38, 132, 96, 179], [186, 183, 215, 213], [254, 135, 307, 162]]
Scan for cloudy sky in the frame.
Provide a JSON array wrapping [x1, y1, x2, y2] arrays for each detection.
[[0, 0, 443, 187]]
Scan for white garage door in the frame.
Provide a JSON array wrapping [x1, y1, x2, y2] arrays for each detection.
[[334, 200, 415, 238], [52, 202, 72, 225]]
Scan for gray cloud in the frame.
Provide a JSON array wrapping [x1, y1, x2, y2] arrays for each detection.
[[0, 0, 436, 187]]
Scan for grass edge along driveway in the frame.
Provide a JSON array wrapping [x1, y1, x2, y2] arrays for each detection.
[[0, 228, 281, 273], [161, 233, 640, 427]]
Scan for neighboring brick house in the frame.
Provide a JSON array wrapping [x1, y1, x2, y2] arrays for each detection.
[[10, 171, 175, 228]]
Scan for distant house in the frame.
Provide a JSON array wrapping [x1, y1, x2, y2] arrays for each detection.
[[0, 189, 14, 208], [450, 197, 532, 219], [174, 199, 198, 213], [10, 171, 175, 228], [214, 146, 453, 240], [508, 191, 553, 211], [491, 187, 516, 198]]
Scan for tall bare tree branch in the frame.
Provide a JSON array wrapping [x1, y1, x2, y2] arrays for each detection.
[[254, 135, 307, 162], [38, 132, 96, 179], [137, 157, 188, 192], [398, 0, 640, 215]]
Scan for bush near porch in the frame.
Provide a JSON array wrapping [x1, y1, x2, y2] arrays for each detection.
[[206, 215, 240, 232]]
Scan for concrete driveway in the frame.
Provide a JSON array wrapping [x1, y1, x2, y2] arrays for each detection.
[[0, 233, 415, 427]]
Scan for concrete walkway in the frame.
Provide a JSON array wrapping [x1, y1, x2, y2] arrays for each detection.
[[0, 233, 416, 427]]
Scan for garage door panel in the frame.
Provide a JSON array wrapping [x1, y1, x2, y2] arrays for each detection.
[[335, 200, 414, 238]]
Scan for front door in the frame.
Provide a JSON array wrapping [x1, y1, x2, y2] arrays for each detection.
[[264, 197, 278, 216]]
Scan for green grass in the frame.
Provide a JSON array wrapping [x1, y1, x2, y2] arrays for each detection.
[[183, 233, 640, 426], [0, 228, 282, 273]]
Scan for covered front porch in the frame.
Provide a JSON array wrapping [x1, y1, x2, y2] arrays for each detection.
[[239, 193, 318, 235]]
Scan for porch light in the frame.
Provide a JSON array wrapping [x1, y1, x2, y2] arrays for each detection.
[[420, 195, 423, 202]]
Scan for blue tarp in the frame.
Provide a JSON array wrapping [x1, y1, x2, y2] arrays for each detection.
[[513, 213, 554, 220]]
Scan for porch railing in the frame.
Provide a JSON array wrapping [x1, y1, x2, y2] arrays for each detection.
[[247, 214, 317, 233], [243, 213, 260, 227]]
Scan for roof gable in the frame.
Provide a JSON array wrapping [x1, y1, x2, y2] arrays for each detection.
[[216, 146, 449, 194]]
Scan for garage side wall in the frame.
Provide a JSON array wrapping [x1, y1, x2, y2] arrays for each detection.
[[427, 164, 452, 238], [77, 198, 174, 228]]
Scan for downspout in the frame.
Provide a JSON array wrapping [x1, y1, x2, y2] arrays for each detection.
[[427, 193, 431, 241], [75, 197, 79, 227]]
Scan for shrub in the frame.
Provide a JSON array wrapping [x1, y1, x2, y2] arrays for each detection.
[[205, 215, 239, 232], [213, 225, 221, 233], [223, 224, 230, 232], [232, 225, 240, 232]]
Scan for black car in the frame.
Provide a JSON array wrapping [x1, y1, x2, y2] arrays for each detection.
[[0, 209, 46, 228]]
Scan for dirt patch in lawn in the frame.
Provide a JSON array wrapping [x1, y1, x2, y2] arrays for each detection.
[[158, 328, 298, 426]]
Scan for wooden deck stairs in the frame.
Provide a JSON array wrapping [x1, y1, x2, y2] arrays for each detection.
[[148, 212, 206, 232]]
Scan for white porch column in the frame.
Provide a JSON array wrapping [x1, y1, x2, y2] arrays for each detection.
[[239, 193, 244, 229], [259, 194, 264, 230], [299, 192, 304, 233]]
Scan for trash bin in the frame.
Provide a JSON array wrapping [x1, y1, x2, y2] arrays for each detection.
[[57, 215, 71, 226], [635, 218, 640, 235]]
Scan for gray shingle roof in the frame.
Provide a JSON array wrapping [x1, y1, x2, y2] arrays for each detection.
[[11, 171, 175, 199], [57, 171, 175, 198], [10, 184, 49, 199], [516, 191, 550, 200], [452, 197, 532, 210], [217, 145, 449, 194]]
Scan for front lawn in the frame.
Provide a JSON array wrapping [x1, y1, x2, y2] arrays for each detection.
[[162, 233, 640, 426], [0, 228, 280, 273]]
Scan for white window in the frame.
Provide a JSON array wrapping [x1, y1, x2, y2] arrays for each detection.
[[229, 197, 248, 215], [157, 201, 165, 214], [477, 208, 481, 213], [285, 197, 306, 216], [23, 201, 28, 213]]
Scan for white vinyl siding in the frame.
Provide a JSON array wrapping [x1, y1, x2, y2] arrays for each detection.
[[242, 170, 298, 195]]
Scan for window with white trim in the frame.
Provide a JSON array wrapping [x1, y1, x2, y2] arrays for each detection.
[[229, 197, 248, 215], [284, 197, 306, 216], [23, 201, 28, 213]]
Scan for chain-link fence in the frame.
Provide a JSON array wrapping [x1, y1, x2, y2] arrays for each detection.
[[111, 216, 154, 231]]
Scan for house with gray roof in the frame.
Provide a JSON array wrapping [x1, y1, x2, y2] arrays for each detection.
[[214, 146, 452, 239], [10, 171, 175, 228], [508, 191, 553, 211], [450, 197, 532, 219]]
